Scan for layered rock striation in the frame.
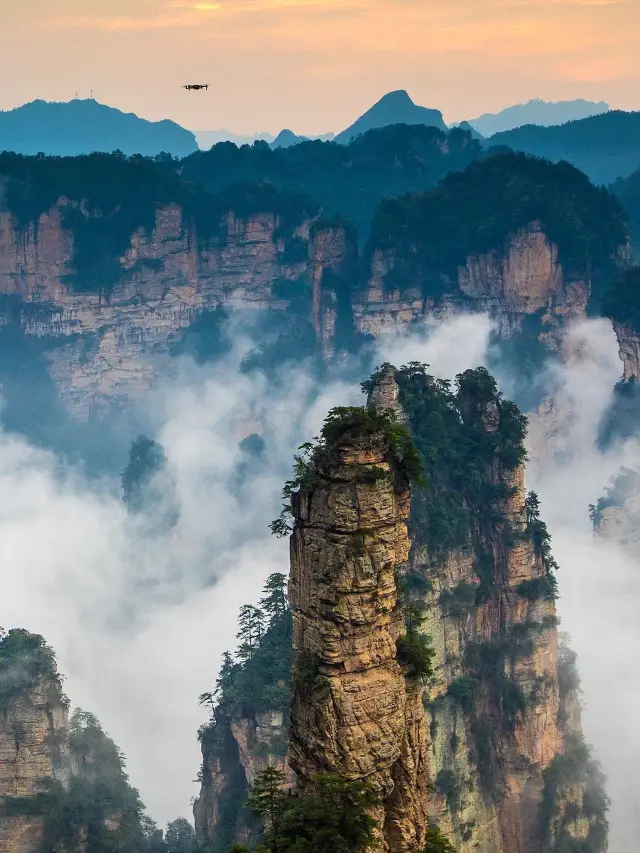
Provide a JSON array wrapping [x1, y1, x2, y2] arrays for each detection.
[[0, 201, 355, 416], [287, 406, 429, 852], [0, 631, 69, 853], [195, 365, 608, 853], [0, 151, 630, 418]]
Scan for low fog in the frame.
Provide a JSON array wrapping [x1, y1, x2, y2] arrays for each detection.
[[1, 313, 639, 850]]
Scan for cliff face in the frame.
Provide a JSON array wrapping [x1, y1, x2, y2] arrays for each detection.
[[0, 203, 353, 416], [195, 365, 607, 853], [194, 709, 293, 849], [288, 410, 429, 852], [611, 320, 640, 381], [0, 635, 69, 853], [0, 200, 622, 420], [393, 365, 605, 853], [353, 223, 589, 349]]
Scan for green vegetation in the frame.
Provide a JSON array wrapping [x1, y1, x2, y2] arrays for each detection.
[[434, 769, 461, 811], [516, 491, 559, 601], [195, 575, 293, 851], [439, 582, 477, 617], [121, 435, 167, 510], [291, 649, 321, 695], [396, 603, 435, 680], [0, 151, 315, 297], [588, 466, 640, 530], [446, 676, 479, 713], [421, 825, 457, 853], [598, 377, 640, 448], [180, 124, 482, 239], [121, 435, 179, 528], [0, 708, 175, 853], [198, 572, 292, 741], [240, 318, 319, 376], [368, 152, 627, 305], [487, 109, 640, 186], [602, 265, 640, 332], [365, 363, 526, 573], [270, 404, 422, 537], [539, 735, 608, 853], [170, 305, 232, 364], [244, 765, 378, 853], [612, 167, 640, 260], [0, 628, 62, 712]]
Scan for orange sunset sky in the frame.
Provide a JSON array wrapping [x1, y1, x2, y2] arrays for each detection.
[[1, 0, 638, 134]]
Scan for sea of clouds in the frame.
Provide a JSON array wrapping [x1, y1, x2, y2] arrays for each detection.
[[1, 313, 639, 851]]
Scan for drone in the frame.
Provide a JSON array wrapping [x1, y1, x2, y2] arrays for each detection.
[[183, 84, 209, 91]]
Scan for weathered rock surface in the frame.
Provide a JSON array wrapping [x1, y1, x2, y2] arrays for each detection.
[[0, 204, 352, 416], [0, 673, 69, 853], [194, 709, 294, 848], [0, 205, 618, 418], [288, 419, 429, 852], [352, 223, 589, 349], [612, 319, 640, 381]]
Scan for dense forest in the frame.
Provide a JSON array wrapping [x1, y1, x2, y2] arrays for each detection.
[[368, 152, 628, 306], [612, 168, 640, 258], [180, 123, 482, 239], [0, 629, 198, 853], [486, 110, 640, 185]]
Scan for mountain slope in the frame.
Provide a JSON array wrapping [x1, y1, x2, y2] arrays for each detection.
[[334, 90, 447, 143], [270, 129, 308, 149], [612, 167, 640, 259], [485, 110, 640, 184], [0, 99, 197, 157], [467, 98, 609, 136]]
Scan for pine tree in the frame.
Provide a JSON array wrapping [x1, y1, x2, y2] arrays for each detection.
[[215, 651, 236, 698], [236, 605, 265, 662], [259, 573, 288, 625], [245, 764, 287, 832]]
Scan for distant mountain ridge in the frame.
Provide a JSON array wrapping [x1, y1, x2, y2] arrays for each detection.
[[467, 98, 610, 136], [0, 99, 197, 157], [486, 110, 640, 184], [334, 90, 447, 143]]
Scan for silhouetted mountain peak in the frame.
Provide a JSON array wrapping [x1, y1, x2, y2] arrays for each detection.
[[335, 90, 447, 144], [0, 98, 197, 157], [271, 128, 309, 149]]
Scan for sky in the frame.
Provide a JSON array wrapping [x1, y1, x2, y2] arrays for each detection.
[[0, 0, 638, 134]]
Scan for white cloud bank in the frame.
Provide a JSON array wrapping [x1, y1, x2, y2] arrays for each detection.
[[2, 314, 639, 851]]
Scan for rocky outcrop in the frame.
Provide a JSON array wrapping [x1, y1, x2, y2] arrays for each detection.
[[0, 200, 622, 419], [612, 320, 640, 381], [0, 638, 69, 853], [392, 366, 605, 853], [287, 406, 429, 853], [353, 223, 589, 350], [0, 203, 355, 416], [194, 367, 607, 853]]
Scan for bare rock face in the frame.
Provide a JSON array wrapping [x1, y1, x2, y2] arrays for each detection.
[[287, 416, 429, 852], [0, 205, 355, 417], [0, 657, 69, 853], [352, 223, 589, 348], [393, 368, 605, 853], [612, 319, 640, 381]]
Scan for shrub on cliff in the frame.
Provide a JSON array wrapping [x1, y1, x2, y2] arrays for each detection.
[[270, 404, 422, 538], [368, 151, 627, 303], [421, 826, 457, 853], [246, 768, 378, 853], [0, 628, 61, 711]]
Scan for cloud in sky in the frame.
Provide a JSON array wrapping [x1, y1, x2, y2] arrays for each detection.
[[0, 0, 636, 133]]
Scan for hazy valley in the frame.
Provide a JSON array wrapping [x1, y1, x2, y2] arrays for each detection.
[[1, 87, 640, 853]]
